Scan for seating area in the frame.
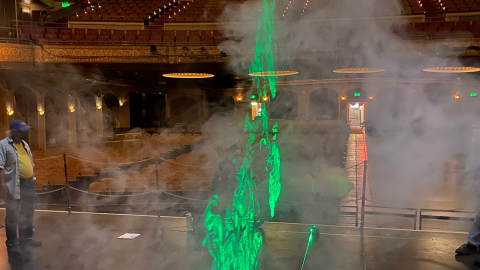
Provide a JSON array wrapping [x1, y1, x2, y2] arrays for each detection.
[[86, 130, 349, 194], [442, 0, 480, 12], [19, 27, 226, 45], [74, 0, 188, 22], [402, 0, 425, 15], [164, 0, 228, 22], [33, 133, 204, 189], [390, 20, 480, 37], [403, 0, 480, 15], [89, 142, 219, 193]]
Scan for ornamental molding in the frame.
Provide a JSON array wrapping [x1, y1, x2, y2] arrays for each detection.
[[0, 43, 35, 62]]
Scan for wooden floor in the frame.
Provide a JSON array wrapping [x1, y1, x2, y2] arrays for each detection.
[[0, 209, 476, 270]]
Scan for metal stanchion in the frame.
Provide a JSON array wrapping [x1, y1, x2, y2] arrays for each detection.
[[360, 160, 367, 229], [155, 156, 160, 217], [355, 163, 359, 227], [63, 153, 71, 213]]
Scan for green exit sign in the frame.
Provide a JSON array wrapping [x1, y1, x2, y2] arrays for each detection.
[[62, 1, 70, 8], [471, 93, 477, 97], [354, 93, 361, 97]]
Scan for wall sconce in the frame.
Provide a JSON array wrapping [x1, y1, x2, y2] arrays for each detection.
[[96, 98, 102, 110], [69, 108, 75, 113], [262, 96, 268, 101], [7, 110, 14, 116], [119, 101, 124, 106], [368, 96, 374, 100], [454, 93, 461, 99], [341, 96, 346, 100], [237, 96, 242, 101], [38, 110, 45, 116]]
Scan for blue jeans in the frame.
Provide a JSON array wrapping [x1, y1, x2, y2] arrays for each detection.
[[5, 178, 35, 245]]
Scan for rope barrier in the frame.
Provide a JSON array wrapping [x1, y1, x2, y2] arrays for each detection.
[[159, 190, 209, 202], [36, 186, 65, 195], [69, 186, 209, 201], [67, 154, 164, 167], [67, 155, 135, 166], [69, 186, 156, 197], [156, 156, 216, 169], [34, 155, 63, 161]]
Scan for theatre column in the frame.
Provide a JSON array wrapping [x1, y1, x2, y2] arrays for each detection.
[[68, 95, 76, 147], [95, 96, 103, 138]]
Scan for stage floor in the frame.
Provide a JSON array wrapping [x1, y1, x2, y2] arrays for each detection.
[[0, 209, 476, 270]]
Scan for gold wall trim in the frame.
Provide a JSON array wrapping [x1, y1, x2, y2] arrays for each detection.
[[34, 45, 225, 63], [0, 43, 35, 62], [1, 37, 480, 64]]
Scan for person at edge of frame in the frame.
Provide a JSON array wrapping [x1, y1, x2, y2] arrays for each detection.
[[0, 120, 43, 254]]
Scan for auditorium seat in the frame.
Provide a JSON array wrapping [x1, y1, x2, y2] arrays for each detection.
[[45, 33, 58, 40], [124, 35, 136, 42], [46, 28, 59, 34], [471, 21, 480, 34], [455, 21, 471, 32], [189, 35, 201, 43], [150, 35, 163, 42], [163, 36, 175, 43], [59, 33, 71, 40], [137, 35, 150, 42], [60, 28, 73, 35], [87, 29, 99, 36], [35, 181, 44, 191], [89, 182, 108, 193], [438, 21, 455, 33]]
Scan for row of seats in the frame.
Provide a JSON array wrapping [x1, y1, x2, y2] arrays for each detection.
[[404, 0, 480, 14], [391, 21, 480, 36], [33, 133, 204, 189], [86, 130, 349, 195], [404, 0, 425, 15], [441, 0, 480, 12], [20, 27, 226, 44], [77, 0, 186, 22], [87, 137, 233, 193]]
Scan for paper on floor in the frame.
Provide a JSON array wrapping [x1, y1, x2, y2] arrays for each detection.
[[118, 233, 141, 240]]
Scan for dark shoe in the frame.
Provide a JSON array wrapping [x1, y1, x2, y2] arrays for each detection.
[[20, 239, 42, 248], [456, 243, 479, 255], [6, 243, 21, 253]]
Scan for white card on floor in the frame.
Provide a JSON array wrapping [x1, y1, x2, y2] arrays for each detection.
[[118, 233, 141, 240]]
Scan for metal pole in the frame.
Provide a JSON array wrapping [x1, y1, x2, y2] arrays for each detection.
[[155, 155, 160, 217], [419, 210, 422, 230], [413, 210, 417, 230], [14, 0, 19, 43], [63, 153, 71, 213], [360, 160, 367, 229], [355, 162, 358, 227]]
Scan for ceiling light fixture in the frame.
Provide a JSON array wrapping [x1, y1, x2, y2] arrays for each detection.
[[162, 73, 214, 78], [333, 68, 385, 73], [423, 67, 480, 73], [249, 71, 298, 77]]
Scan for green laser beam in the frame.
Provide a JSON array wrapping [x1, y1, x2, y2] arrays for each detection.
[[301, 226, 316, 270]]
